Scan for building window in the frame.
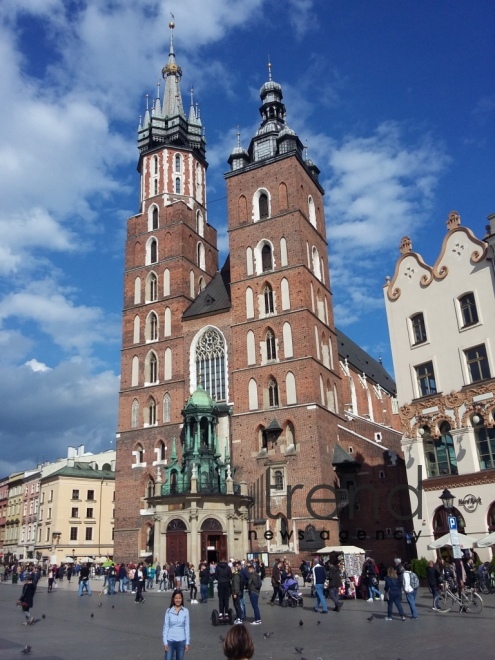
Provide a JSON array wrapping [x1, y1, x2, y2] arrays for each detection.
[[149, 397, 157, 425], [154, 179, 158, 195], [148, 352, 158, 383], [86, 508, 94, 518], [175, 177, 181, 194], [149, 239, 157, 264], [163, 393, 171, 423], [415, 361, 437, 397], [266, 330, 276, 361], [175, 154, 181, 172], [475, 418, 495, 469], [131, 399, 139, 428], [72, 489, 80, 500], [70, 527, 78, 541], [85, 527, 93, 541], [264, 284, 274, 314], [71, 507, 79, 518], [87, 490, 94, 501], [195, 329, 226, 401], [259, 193, 269, 219], [423, 423, 458, 477], [459, 293, 479, 327], [465, 344, 491, 383], [268, 379, 279, 407], [411, 313, 427, 345], [273, 469, 284, 491], [152, 207, 158, 230], [149, 312, 158, 341], [261, 244, 273, 272]]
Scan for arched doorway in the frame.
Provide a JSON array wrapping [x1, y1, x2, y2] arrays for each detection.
[[166, 518, 187, 564], [200, 517, 226, 564]]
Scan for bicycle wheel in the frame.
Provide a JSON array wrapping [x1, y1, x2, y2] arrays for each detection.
[[434, 592, 452, 613], [477, 579, 489, 595], [463, 591, 483, 614]]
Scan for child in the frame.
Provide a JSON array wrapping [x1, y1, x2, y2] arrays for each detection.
[[17, 575, 35, 625]]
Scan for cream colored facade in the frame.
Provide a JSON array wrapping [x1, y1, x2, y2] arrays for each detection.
[[384, 212, 495, 560], [36, 461, 115, 563]]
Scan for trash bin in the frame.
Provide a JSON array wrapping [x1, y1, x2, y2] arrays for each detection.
[[208, 579, 214, 599], [12, 573, 18, 584]]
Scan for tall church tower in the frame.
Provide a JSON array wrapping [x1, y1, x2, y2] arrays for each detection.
[[225, 65, 344, 552], [115, 22, 220, 559]]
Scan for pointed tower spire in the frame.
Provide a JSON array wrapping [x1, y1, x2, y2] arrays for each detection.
[[162, 20, 185, 118]]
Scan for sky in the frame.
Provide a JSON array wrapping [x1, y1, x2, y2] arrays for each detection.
[[0, 0, 493, 476]]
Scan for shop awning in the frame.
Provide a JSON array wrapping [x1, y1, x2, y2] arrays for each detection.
[[316, 545, 365, 554], [427, 532, 479, 549], [474, 532, 495, 548]]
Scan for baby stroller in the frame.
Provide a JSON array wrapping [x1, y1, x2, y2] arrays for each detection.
[[280, 577, 304, 608]]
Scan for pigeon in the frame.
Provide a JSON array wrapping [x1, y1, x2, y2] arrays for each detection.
[[90, 613, 94, 618], [98, 602, 103, 607], [263, 632, 274, 638], [299, 619, 304, 626], [21, 647, 32, 656], [295, 648, 304, 654], [42, 614, 46, 619], [112, 605, 115, 609], [219, 635, 225, 643], [317, 620, 321, 625], [367, 615, 374, 621]]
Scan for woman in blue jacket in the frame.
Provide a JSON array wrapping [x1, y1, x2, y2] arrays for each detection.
[[384, 567, 405, 621], [163, 589, 190, 659]]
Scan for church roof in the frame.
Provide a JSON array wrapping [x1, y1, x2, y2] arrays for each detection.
[[335, 328, 396, 395], [183, 259, 231, 319], [184, 384, 216, 409], [332, 444, 360, 466]]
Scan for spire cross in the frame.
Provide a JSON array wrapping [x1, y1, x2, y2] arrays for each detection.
[[267, 56, 272, 82], [190, 86, 194, 107], [237, 125, 241, 147], [145, 93, 149, 110], [156, 80, 160, 99]]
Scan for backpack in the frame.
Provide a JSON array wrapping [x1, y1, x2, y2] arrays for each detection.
[[409, 571, 419, 589]]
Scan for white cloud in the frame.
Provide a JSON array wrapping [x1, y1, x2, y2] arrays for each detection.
[[25, 358, 51, 372]]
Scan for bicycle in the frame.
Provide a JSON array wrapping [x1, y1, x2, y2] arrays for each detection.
[[434, 585, 483, 614]]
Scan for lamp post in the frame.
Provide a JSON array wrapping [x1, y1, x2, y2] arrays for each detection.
[[439, 489, 461, 559], [439, 488, 455, 512]]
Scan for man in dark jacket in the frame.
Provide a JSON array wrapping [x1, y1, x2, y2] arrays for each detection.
[[215, 558, 232, 619], [312, 558, 328, 613], [199, 563, 210, 603], [327, 559, 343, 612], [270, 560, 282, 605], [231, 563, 243, 623]]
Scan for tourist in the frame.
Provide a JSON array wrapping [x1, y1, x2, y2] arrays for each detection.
[[384, 567, 405, 621], [78, 563, 92, 597], [402, 563, 418, 619], [17, 574, 36, 625], [223, 624, 255, 660], [231, 562, 243, 624], [199, 562, 209, 603], [312, 558, 328, 614], [135, 563, 146, 604], [247, 564, 262, 625], [188, 564, 198, 603], [215, 558, 233, 620], [163, 589, 190, 660]]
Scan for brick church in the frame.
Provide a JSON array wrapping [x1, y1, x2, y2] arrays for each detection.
[[114, 23, 412, 567]]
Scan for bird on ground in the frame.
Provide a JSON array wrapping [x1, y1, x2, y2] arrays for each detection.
[[98, 602, 102, 607], [295, 647, 304, 654], [112, 605, 115, 609], [263, 632, 274, 638], [41, 614, 46, 619], [21, 647, 32, 655], [367, 615, 374, 621], [299, 620, 303, 626], [317, 620, 321, 625], [219, 635, 225, 643], [90, 613, 94, 618]]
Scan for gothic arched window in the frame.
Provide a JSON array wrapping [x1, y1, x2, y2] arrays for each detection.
[[150, 239, 158, 264], [175, 177, 181, 194], [147, 352, 158, 384], [262, 244, 273, 272], [266, 330, 276, 361], [148, 398, 156, 425], [264, 284, 274, 315], [148, 312, 158, 341], [195, 329, 226, 401], [163, 393, 171, 423], [259, 193, 269, 219], [131, 399, 139, 428], [152, 207, 158, 230], [175, 154, 181, 172], [268, 378, 279, 408]]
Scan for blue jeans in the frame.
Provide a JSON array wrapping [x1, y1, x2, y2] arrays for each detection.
[[165, 640, 186, 660], [108, 577, 116, 594], [78, 579, 91, 596], [314, 583, 327, 612], [239, 593, 246, 619], [368, 585, 381, 599], [249, 591, 261, 621], [120, 576, 129, 592], [406, 589, 418, 618], [200, 584, 208, 602]]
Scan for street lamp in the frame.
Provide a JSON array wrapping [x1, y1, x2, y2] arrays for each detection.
[[439, 489, 455, 511]]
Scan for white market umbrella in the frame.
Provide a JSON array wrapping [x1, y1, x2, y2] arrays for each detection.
[[63, 557, 75, 563], [95, 556, 108, 563], [79, 557, 93, 563], [316, 546, 365, 554], [427, 532, 479, 550], [475, 532, 495, 548]]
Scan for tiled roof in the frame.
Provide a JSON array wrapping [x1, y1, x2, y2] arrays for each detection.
[[183, 259, 231, 319]]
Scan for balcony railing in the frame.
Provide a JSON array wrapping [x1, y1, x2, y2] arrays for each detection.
[[161, 481, 241, 497]]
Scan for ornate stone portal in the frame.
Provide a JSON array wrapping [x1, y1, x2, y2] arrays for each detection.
[[148, 386, 251, 565]]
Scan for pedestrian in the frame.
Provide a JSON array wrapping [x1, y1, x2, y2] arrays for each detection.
[[215, 557, 233, 620], [223, 623, 255, 660], [402, 563, 418, 619], [312, 558, 328, 614], [163, 589, 190, 660], [427, 560, 441, 610], [363, 557, 384, 602], [135, 562, 146, 604], [47, 565, 55, 593], [231, 562, 244, 624], [17, 575, 35, 625], [269, 559, 282, 606], [199, 562, 209, 603], [189, 564, 198, 603], [384, 567, 405, 621], [326, 557, 343, 612], [78, 563, 92, 596], [247, 564, 262, 625]]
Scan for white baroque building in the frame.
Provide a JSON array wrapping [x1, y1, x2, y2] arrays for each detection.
[[383, 211, 495, 559]]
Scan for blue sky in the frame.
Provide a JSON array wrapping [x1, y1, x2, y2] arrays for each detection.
[[0, 0, 493, 475]]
